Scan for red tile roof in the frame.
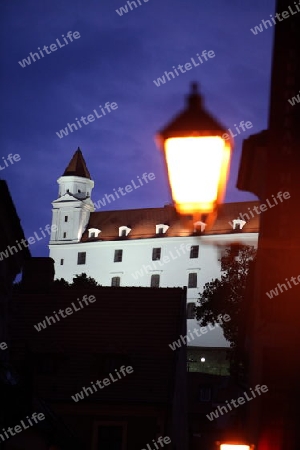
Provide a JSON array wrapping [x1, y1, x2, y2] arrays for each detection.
[[81, 202, 259, 242]]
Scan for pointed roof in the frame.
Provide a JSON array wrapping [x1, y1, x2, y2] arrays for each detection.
[[157, 83, 227, 141], [63, 148, 91, 179]]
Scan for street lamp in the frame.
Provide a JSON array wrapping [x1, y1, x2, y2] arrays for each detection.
[[156, 83, 233, 220], [218, 444, 253, 450], [215, 429, 255, 449]]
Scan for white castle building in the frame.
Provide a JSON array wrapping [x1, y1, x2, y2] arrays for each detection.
[[49, 148, 259, 347]]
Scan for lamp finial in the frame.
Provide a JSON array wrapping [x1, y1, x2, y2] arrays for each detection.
[[187, 82, 202, 109]]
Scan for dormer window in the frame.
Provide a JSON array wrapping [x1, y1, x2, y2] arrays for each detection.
[[193, 221, 206, 233], [88, 228, 101, 239], [232, 219, 246, 231], [119, 226, 131, 237], [156, 224, 169, 235]]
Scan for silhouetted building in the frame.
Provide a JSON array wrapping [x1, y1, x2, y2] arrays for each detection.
[[0, 179, 30, 447], [188, 372, 244, 450], [9, 258, 188, 449], [238, 0, 300, 448]]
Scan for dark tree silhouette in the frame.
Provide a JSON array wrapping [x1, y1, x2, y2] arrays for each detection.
[[195, 244, 256, 382], [52, 278, 70, 288], [71, 273, 100, 288]]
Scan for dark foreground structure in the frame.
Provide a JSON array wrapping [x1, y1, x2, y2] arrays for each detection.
[[0, 180, 31, 449], [7, 259, 187, 449], [238, 0, 300, 448]]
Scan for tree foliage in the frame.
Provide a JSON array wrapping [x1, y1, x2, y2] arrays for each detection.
[[13, 273, 100, 291], [71, 273, 100, 288], [195, 244, 256, 348], [52, 278, 70, 289]]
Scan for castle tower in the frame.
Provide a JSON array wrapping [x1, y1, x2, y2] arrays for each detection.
[[49, 148, 94, 244]]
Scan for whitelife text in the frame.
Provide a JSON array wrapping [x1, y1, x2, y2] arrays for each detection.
[[18, 31, 81, 68], [229, 191, 291, 228]]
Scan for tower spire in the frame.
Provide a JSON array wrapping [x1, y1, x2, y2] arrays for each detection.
[[63, 147, 91, 179]]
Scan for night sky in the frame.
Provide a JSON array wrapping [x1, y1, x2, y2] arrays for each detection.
[[1, 0, 275, 257]]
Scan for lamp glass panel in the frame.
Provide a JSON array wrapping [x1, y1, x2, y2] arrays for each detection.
[[165, 136, 230, 214], [220, 445, 250, 450]]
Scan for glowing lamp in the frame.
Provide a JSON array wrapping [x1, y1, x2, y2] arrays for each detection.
[[218, 442, 254, 450], [220, 445, 251, 450], [156, 83, 233, 216]]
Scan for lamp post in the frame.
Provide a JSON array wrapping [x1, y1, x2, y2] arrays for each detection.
[[156, 83, 233, 225]]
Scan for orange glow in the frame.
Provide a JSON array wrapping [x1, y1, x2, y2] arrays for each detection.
[[164, 136, 231, 215], [220, 445, 250, 450]]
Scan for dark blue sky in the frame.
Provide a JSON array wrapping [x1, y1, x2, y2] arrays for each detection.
[[1, 0, 275, 257]]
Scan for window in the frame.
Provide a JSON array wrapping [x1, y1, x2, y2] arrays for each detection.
[[93, 423, 126, 450], [188, 273, 197, 288], [111, 276, 120, 287], [151, 274, 160, 288], [88, 228, 101, 239], [60, 259, 64, 265], [190, 245, 199, 258], [114, 250, 123, 262], [155, 224, 169, 234], [199, 386, 211, 402], [64, 216, 68, 222], [187, 303, 195, 319], [118, 226, 131, 237], [77, 252, 86, 265], [193, 221, 206, 233], [152, 248, 161, 261], [63, 232, 67, 238], [232, 219, 246, 231]]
